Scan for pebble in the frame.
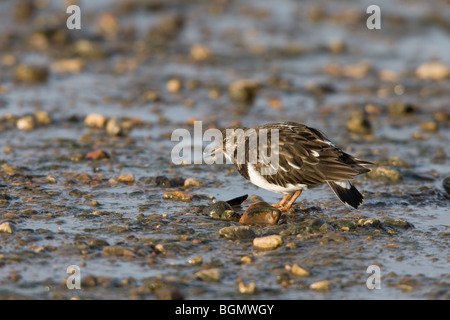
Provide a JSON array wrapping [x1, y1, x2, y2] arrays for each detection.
[[188, 255, 203, 265], [156, 288, 184, 300], [253, 235, 283, 250], [420, 121, 439, 132], [0, 221, 15, 234], [118, 174, 134, 183], [14, 64, 48, 83], [50, 58, 84, 74], [16, 115, 35, 131], [358, 218, 381, 228], [184, 178, 204, 187], [238, 279, 257, 294], [155, 244, 166, 254], [218, 226, 256, 240], [34, 110, 51, 124], [290, 264, 310, 277], [239, 202, 281, 225], [228, 79, 260, 105], [383, 219, 413, 229], [163, 190, 192, 202], [203, 201, 240, 220], [102, 246, 136, 258], [84, 113, 107, 128], [190, 44, 212, 61], [194, 268, 220, 282], [367, 167, 402, 182], [388, 101, 416, 116], [346, 111, 372, 134], [309, 280, 330, 291], [85, 149, 110, 160], [166, 78, 182, 93], [415, 61, 450, 80], [106, 117, 123, 136]]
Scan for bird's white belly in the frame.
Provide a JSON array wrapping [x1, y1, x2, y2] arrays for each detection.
[[247, 164, 308, 194]]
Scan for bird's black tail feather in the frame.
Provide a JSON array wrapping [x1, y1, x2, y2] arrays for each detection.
[[327, 181, 364, 209]]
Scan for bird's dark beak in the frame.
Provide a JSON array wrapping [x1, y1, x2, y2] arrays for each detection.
[[204, 142, 222, 161]]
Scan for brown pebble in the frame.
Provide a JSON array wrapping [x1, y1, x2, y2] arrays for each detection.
[[84, 113, 107, 128], [117, 174, 134, 183], [163, 190, 192, 202], [15, 64, 48, 83], [166, 78, 182, 93], [239, 201, 281, 225], [415, 61, 450, 80], [85, 149, 110, 160], [309, 280, 330, 291]]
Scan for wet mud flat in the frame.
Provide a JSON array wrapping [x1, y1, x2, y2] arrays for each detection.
[[0, 0, 449, 299]]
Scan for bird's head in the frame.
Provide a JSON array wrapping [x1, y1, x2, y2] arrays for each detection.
[[209, 126, 249, 162]]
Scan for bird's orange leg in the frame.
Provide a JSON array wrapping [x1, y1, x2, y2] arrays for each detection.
[[278, 190, 302, 211], [272, 193, 291, 209]]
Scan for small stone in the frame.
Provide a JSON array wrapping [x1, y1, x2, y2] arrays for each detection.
[[238, 279, 257, 294], [163, 191, 192, 202], [50, 58, 84, 74], [155, 244, 166, 254], [218, 226, 256, 240], [203, 201, 239, 220], [156, 288, 184, 300], [383, 219, 413, 229], [190, 44, 212, 61], [34, 110, 51, 124], [367, 167, 402, 182], [194, 268, 220, 282], [420, 121, 439, 132], [102, 246, 136, 258], [309, 280, 330, 291], [166, 78, 182, 93], [84, 113, 107, 128], [188, 255, 203, 265], [118, 174, 134, 183], [239, 202, 281, 225], [241, 256, 252, 263], [106, 117, 123, 136], [358, 219, 381, 228], [416, 61, 450, 80], [388, 101, 416, 116], [346, 111, 372, 134], [16, 115, 35, 130], [184, 178, 204, 187], [15, 64, 48, 83], [85, 149, 110, 160], [0, 221, 15, 234], [336, 219, 357, 231], [253, 235, 283, 250], [228, 79, 260, 105], [143, 90, 160, 102], [290, 264, 310, 277], [88, 239, 109, 247], [328, 39, 346, 54]]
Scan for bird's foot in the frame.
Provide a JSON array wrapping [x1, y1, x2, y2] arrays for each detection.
[[270, 203, 293, 212]]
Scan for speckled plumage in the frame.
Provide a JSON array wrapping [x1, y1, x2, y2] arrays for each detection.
[[217, 122, 373, 209]]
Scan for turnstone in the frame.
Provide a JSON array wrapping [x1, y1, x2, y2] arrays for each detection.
[[211, 122, 372, 211]]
